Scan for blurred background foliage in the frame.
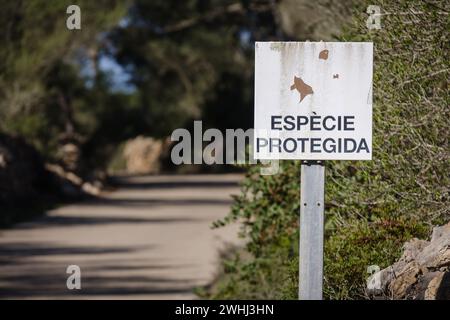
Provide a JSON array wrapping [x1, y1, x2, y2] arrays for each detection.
[[0, 0, 448, 298], [0, 0, 354, 171], [0, 0, 127, 160]]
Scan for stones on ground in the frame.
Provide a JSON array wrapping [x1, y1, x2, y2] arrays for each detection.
[[367, 222, 450, 299]]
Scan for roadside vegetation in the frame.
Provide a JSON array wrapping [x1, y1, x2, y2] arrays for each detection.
[[206, 0, 449, 299]]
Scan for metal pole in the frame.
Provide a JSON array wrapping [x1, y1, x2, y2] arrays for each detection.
[[299, 160, 325, 300]]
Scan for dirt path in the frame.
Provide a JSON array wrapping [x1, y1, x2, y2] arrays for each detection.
[[0, 174, 243, 299]]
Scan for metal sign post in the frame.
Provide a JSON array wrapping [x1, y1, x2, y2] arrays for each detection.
[[299, 160, 325, 300]]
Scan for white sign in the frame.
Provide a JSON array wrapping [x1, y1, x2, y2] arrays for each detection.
[[254, 42, 373, 160]]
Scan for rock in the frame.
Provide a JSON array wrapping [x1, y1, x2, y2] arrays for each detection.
[[416, 234, 450, 269], [45, 163, 100, 197], [431, 223, 450, 242], [435, 273, 450, 299], [424, 272, 446, 300], [81, 182, 101, 196], [367, 222, 450, 300], [401, 239, 429, 263], [389, 261, 421, 299], [0, 132, 103, 226], [123, 136, 163, 174], [45, 163, 82, 185], [367, 266, 394, 296]]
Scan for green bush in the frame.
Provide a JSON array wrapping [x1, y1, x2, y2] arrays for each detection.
[[207, 0, 449, 300]]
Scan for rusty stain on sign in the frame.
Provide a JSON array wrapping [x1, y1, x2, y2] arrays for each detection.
[[290, 76, 314, 103], [319, 49, 329, 60]]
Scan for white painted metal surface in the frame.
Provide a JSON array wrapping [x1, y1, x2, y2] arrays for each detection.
[[254, 42, 373, 160]]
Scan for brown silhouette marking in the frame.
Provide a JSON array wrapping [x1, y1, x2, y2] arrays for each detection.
[[290, 76, 314, 103], [319, 49, 329, 60], [333, 74, 339, 79]]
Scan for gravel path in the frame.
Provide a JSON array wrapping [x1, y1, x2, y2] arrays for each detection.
[[0, 174, 242, 299]]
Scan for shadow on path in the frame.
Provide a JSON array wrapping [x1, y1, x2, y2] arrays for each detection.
[[0, 174, 242, 299]]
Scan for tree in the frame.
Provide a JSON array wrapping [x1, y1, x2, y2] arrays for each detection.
[[0, 0, 128, 165]]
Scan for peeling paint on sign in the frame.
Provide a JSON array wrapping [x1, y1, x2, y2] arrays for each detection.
[[319, 49, 329, 60], [290, 76, 314, 103]]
